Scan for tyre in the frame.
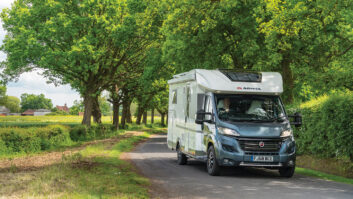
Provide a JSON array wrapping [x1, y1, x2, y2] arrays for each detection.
[[207, 145, 220, 176], [177, 145, 187, 165], [279, 166, 295, 178]]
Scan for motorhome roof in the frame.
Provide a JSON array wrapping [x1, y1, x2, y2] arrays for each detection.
[[168, 69, 283, 95]]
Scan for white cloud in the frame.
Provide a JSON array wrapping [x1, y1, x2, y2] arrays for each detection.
[[0, 0, 81, 107], [7, 71, 81, 107], [0, 0, 14, 9]]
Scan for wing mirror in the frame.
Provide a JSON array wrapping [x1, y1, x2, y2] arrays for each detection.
[[195, 110, 214, 124], [288, 112, 302, 127]]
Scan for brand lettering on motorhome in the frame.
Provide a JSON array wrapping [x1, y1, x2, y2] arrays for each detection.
[[243, 87, 261, 91]]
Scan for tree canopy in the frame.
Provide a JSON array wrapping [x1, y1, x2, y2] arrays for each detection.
[[0, 85, 6, 105], [20, 93, 52, 111], [3, 96, 20, 113], [0, 0, 352, 126], [1, 0, 155, 125]]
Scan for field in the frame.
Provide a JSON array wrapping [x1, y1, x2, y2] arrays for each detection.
[[0, 115, 165, 198], [0, 115, 161, 128], [0, 131, 153, 198]]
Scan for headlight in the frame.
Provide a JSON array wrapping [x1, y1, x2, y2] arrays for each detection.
[[218, 127, 240, 137], [280, 130, 293, 138]]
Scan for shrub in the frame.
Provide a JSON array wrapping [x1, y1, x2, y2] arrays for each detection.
[[294, 92, 353, 160], [0, 139, 9, 155], [69, 124, 118, 141], [0, 128, 41, 154], [0, 125, 72, 155], [36, 125, 72, 150], [69, 125, 92, 141]]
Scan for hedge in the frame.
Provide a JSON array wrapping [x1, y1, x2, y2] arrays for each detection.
[[292, 92, 353, 161], [0, 124, 121, 157], [0, 125, 72, 155]]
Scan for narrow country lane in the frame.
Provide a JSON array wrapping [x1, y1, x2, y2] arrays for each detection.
[[128, 134, 353, 199]]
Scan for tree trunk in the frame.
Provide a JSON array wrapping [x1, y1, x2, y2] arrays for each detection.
[[82, 94, 94, 127], [92, 95, 102, 124], [151, 108, 154, 124], [121, 101, 127, 129], [161, 113, 165, 127], [112, 101, 120, 130], [281, 56, 294, 104], [126, 100, 132, 123], [136, 106, 143, 125], [166, 112, 168, 126], [142, 111, 147, 125]]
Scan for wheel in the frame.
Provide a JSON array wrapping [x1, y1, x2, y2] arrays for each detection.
[[279, 166, 295, 178], [177, 145, 187, 165], [207, 145, 220, 176]]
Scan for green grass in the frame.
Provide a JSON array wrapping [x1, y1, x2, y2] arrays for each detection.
[[296, 167, 353, 185], [1, 132, 152, 198]]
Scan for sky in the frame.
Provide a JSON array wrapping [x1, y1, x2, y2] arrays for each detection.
[[0, 0, 81, 107]]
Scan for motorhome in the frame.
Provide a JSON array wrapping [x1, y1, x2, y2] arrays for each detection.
[[167, 69, 302, 177]]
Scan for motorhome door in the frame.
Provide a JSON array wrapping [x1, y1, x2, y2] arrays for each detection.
[[183, 84, 191, 153], [203, 94, 216, 143]]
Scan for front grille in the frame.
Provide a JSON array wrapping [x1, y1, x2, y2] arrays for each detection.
[[236, 138, 282, 152]]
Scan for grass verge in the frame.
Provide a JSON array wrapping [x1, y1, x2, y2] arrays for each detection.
[[296, 167, 353, 185], [0, 131, 152, 198]]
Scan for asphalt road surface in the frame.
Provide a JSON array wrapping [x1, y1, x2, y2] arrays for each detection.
[[128, 134, 353, 199]]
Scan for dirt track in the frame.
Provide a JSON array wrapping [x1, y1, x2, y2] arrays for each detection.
[[0, 132, 142, 172]]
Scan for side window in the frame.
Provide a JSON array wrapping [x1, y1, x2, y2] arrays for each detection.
[[172, 90, 177, 104], [186, 87, 191, 118]]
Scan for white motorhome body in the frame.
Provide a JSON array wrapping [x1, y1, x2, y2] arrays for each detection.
[[167, 69, 283, 152], [167, 69, 299, 177]]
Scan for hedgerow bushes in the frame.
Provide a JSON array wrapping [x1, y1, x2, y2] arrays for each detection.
[[0, 124, 121, 157], [293, 92, 353, 161], [69, 124, 117, 141], [0, 125, 71, 155]]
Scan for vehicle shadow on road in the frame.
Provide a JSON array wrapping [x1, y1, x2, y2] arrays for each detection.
[[186, 160, 283, 178]]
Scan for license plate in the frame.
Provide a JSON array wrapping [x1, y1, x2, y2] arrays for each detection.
[[252, 155, 273, 162]]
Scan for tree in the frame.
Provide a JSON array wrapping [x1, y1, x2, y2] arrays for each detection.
[[255, 0, 353, 102], [1, 0, 152, 126], [69, 100, 84, 115], [3, 96, 20, 113], [0, 84, 6, 105], [106, 0, 168, 128], [153, 80, 169, 126], [162, 0, 262, 73], [20, 93, 52, 111], [49, 107, 69, 115], [99, 95, 112, 116]]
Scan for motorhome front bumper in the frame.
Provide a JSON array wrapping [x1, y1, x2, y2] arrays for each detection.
[[217, 135, 296, 167]]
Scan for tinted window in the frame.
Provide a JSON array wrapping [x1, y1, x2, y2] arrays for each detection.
[[215, 94, 285, 122], [220, 70, 262, 82], [172, 90, 177, 104]]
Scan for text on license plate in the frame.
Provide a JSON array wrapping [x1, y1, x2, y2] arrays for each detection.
[[252, 155, 273, 162]]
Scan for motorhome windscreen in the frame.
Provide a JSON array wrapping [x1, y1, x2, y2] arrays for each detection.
[[215, 94, 286, 122], [219, 70, 262, 82]]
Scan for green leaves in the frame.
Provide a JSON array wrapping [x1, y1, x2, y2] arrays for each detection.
[[162, 0, 262, 72], [20, 93, 53, 112]]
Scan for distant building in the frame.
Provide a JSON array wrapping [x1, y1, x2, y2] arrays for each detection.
[[56, 104, 70, 113], [22, 109, 35, 116], [34, 109, 52, 116], [8, 113, 21, 116], [22, 109, 52, 116], [0, 106, 10, 116]]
